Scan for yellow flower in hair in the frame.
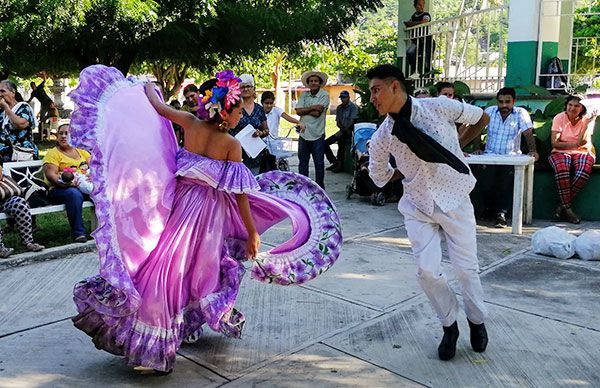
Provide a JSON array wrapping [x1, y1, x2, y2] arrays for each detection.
[[202, 90, 212, 103]]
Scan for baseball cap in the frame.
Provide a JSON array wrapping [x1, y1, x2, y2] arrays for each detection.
[[239, 74, 255, 86], [339, 90, 350, 97]]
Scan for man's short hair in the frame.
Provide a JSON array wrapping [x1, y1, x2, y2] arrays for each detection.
[[436, 82, 454, 94], [413, 0, 420, 7], [497, 87, 516, 100], [366, 65, 406, 90]]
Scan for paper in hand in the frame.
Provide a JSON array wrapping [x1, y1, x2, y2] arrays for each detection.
[[234, 124, 267, 158]]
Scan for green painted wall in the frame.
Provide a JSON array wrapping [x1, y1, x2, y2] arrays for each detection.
[[540, 41, 559, 73], [505, 41, 538, 86]]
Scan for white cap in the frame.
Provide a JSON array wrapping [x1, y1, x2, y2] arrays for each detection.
[[239, 74, 254, 86]]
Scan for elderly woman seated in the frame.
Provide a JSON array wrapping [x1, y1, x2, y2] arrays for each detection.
[[42, 123, 91, 242], [548, 94, 598, 224]]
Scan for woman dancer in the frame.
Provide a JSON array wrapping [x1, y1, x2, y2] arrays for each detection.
[[69, 66, 342, 374]]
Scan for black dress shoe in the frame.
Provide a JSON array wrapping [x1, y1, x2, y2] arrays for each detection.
[[326, 162, 340, 171], [438, 321, 459, 361], [468, 319, 488, 352]]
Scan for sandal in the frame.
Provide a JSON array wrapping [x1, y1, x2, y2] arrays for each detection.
[[562, 207, 581, 224], [26, 242, 45, 252], [0, 247, 15, 259]]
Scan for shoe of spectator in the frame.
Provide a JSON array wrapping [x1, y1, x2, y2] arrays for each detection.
[[26, 242, 45, 252], [331, 165, 344, 173], [74, 235, 88, 243], [0, 247, 14, 259], [326, 162, 340, 171], [562, 207, 580, 224], [554, 205, 564, 220], [495, 212, 507, 228]]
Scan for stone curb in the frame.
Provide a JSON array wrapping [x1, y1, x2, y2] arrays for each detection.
[[0, 241, 97, 271]]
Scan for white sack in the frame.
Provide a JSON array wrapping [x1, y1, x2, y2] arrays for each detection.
[[531, 226, 576, 259], [574, 230, 600, 261]]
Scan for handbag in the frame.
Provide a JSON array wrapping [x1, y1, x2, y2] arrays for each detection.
[[0, 175, 24, 200], [11, 145, 35, 162], [259, 149, 278, 173]]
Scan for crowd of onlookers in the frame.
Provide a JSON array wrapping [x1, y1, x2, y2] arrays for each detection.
[[0, 66, 596, 258], [415, 82, 597, 227]]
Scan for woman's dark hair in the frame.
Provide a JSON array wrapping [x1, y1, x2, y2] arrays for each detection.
[[261, 91, 275, 103], [198, 78, 242, 123], [0, 80, 24, 102], [436, 81, 454, 94], [182, 84, 198, 95], [565, 94, 587, 118], [198, 79, 216, 96]]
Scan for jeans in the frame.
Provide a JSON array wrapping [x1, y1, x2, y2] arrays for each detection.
[[298, 135, 325, 188], [406, 37, 435, 75], [49, 187, 86, 238]]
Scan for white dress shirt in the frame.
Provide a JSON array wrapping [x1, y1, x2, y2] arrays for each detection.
[[369, 96, 484, 215]]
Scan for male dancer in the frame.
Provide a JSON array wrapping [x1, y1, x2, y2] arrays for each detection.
[[367, 64, 490, 360]]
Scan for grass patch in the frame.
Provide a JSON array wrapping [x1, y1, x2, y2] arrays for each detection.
[[1, 208, 94, 254], [279, 115, 339, 139]]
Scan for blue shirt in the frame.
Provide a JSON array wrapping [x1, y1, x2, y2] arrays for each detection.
[[484, 106, 533, 155]]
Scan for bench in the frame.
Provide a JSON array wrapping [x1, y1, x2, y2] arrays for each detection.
[[0, 160, 96, 229], [466, 154, 535, 234]]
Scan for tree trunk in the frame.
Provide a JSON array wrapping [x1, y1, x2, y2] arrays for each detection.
[[151, 63, 189, 101]]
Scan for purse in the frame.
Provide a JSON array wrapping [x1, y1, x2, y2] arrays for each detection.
[[259, 149, 278, 173], [0, 175, 24, 200], [11, 145, 35, 162]]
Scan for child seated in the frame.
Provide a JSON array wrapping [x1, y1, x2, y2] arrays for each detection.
[[60, 163, 93, 195]]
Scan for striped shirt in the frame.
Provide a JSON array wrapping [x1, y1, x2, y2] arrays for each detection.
[[484, 106, 533, 155]]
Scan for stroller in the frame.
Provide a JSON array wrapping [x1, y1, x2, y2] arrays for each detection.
[[266, 127, 298, 171], [345, 123, 402, 206]]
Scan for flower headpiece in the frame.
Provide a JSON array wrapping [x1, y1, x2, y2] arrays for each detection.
[[197, 70, 242, 120]]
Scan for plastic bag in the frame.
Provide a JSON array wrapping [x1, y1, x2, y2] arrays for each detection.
[[574, 230, 600, 261], [531, 226, 576, 259]]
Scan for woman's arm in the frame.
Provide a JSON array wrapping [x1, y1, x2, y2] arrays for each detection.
[[43, 163, 77, 188], [0, 101, 29, 129], [550, 131, 579, 150], [144, 83, 197, 129], [228, 139, 260, 258]]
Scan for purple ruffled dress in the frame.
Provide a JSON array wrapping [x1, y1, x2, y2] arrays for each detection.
[[68, 65, 342, 372]]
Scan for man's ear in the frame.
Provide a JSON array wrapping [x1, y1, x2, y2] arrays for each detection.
[[391, 80, 401, 95]]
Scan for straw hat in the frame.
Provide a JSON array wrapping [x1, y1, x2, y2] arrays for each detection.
[[301, 70, 328, 88]]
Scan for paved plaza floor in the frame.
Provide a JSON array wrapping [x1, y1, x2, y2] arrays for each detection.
[[1, 161, 599, 387]]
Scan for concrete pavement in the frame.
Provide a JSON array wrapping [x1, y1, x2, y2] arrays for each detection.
[[1, 161, 599, 387]]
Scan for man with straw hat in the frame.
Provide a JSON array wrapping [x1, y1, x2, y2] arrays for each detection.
[[295, 70, 329, 189]]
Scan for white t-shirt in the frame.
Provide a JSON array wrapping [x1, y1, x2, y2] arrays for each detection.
[[266, 106, 284, 138]]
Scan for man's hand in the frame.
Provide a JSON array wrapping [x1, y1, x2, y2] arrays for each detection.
[[527, 151, 539, 161], [0, 97, 8, 111]]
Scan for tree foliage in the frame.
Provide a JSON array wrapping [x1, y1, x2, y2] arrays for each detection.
[[572, 2, 600, 75], [0, 0, 382, 80]]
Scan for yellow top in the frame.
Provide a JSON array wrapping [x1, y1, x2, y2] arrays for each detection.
[[42, 147, 91, 187]]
